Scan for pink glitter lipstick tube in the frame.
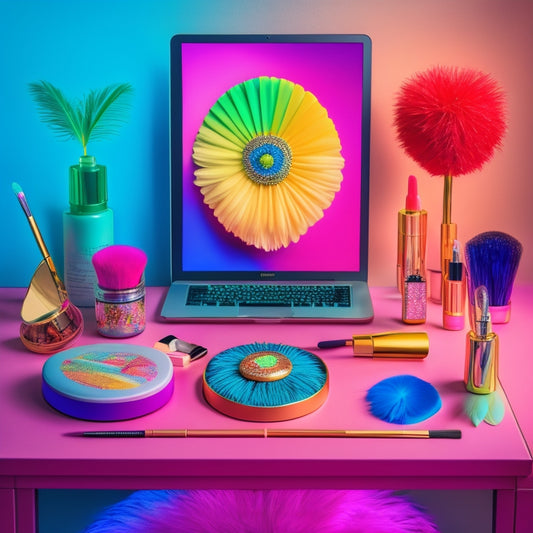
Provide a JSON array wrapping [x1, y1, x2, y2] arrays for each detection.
[[402, 274, 427, 324]]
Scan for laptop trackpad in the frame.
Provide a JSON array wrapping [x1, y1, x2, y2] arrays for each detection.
[[237, 306, 294, 318]]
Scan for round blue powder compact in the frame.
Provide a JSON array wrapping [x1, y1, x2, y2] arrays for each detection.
[[42, 344, 174, 421]]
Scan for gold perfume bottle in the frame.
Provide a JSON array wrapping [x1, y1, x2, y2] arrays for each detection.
[[464, 286, 499, 394]]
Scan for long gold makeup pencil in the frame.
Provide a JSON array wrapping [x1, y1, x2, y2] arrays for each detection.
[[12, 182, 66, 293], [70, 429, 461, 439]]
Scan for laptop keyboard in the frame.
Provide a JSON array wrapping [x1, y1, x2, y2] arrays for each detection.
[[186, 284, 351, 308]]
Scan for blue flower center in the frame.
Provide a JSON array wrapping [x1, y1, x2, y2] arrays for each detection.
[[242, 135, 292, 185]]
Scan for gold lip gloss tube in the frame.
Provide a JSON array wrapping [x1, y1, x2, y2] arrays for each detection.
[[443, 240, 466, 330]]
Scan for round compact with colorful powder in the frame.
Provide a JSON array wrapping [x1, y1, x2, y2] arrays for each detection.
[[42, 344, 174, 421], [202, 342, 329, 422]]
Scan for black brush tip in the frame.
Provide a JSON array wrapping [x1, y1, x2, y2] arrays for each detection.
[[428, 430, 462, 439]]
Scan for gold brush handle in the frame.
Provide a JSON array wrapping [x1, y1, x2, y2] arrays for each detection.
[[266, 429, 430, 438], [80, 429, 462, 439]]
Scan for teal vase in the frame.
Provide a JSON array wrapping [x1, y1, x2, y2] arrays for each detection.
[[63, 155, 114, 307]]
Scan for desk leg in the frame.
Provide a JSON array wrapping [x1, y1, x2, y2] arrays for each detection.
[[15, 489, 37, 533], [0, 489, 15, 533], [515, 489, 533, 533], [494, 488, 516, 533]]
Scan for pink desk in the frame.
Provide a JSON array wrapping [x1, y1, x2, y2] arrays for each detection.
[[1, 286, 531, 533]]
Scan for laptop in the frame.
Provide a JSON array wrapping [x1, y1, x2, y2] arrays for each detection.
[[161, 34, 373, 322]]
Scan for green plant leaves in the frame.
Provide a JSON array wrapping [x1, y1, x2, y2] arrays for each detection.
[[29, 81, 84, 144], [85, 84, 134, 144], [29, 81, 133, 155]]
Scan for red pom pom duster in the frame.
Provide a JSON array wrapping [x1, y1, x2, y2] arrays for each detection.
[[394, 66, 506, 178], [394, 66, 506, 294]]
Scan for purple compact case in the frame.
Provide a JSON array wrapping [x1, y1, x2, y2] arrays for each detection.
[[42, 344, 174, 421]]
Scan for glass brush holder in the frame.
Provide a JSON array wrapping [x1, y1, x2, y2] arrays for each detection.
[[95, 278, 145, 338]]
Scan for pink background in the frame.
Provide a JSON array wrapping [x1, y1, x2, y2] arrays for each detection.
[[357, 1, 533, 283]]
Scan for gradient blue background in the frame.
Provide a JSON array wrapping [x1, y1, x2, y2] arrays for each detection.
[[2, 0, 183, 288], [2, 0, 532, 291]]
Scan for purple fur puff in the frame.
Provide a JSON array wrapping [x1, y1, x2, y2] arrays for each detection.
[[83, 489, 440, 533]]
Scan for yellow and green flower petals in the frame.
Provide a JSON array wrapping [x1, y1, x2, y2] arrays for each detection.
[[193, 76, 344, 251]]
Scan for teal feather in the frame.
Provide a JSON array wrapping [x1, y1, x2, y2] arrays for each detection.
[[204, 342, 327, 408], [485, 391, 505, 425], [465, 394, 490, 427], [365, 375, 442, 425], [464, 390, 505, 426]]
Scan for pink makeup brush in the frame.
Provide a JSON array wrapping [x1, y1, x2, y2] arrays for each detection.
[[92, 245, 148, 338], [92, 245, 147, 290]]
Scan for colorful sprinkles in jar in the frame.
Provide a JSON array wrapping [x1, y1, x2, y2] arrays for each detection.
[[95, 279, 145, 338]]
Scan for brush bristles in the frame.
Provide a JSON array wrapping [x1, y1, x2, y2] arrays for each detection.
[[92, 245, 148, 290], [465, 231, 522, 306], [204, 343, 327, 408]]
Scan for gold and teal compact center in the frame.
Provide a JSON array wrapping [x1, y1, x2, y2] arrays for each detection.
[[202, 342, 329, 422]]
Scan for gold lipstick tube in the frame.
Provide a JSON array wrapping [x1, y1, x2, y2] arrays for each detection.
[[397, 209, 427, 291], [352, 331, 429, 358]]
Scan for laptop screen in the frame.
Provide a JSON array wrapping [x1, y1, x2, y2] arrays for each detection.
[[170, 34, 372, 281]]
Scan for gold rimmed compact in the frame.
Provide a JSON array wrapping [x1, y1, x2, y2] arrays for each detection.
[[202, 343, 329, 422]]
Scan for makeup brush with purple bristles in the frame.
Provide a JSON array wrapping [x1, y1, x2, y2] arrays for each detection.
[[464, 231, 522, 324]]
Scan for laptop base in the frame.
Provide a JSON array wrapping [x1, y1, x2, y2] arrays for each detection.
[[160, 281, 373, 323]]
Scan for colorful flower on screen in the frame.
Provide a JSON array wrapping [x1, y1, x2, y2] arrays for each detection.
[[192, 76, 344, 252]]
